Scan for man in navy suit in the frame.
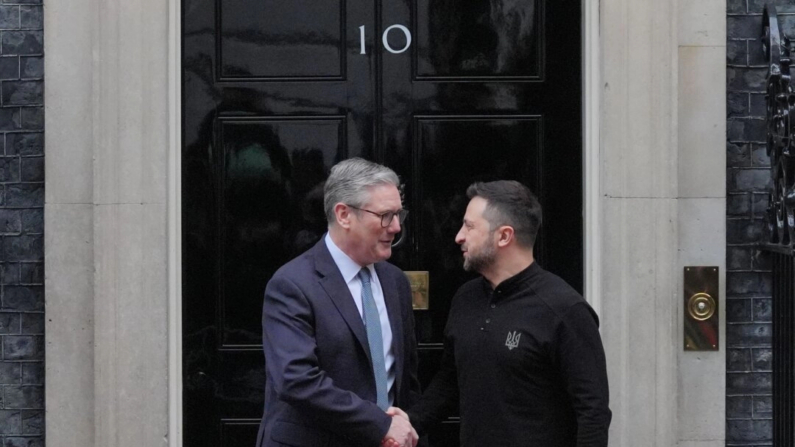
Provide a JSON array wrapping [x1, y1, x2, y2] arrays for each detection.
[[257, 158, 421, 447]]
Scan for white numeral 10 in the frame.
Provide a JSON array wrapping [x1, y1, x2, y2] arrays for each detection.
[[359, 25, 412, 55]]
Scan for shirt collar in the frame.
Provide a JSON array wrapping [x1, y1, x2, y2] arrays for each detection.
[[486, 261, 542, 296], [324, 232, 373, 284]]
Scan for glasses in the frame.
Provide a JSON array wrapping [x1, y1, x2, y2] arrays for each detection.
[[348, 206, 409, 228]]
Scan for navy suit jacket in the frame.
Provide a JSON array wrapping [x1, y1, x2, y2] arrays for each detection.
[[257, 238, 422, 447]]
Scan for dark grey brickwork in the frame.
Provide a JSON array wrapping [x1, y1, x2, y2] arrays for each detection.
[[726, 1, 795, 445], [0, 0, 42, 444]]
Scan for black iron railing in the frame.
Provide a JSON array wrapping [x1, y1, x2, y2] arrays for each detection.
[[762, 5, 795, 446], [771, 252, 794, 446]]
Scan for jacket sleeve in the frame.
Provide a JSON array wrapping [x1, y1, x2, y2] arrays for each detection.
[[555, 302, 612, 447], [262, 274, 391, 445]]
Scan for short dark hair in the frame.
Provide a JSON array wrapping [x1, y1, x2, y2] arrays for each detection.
[[466, 180, 542, 248]]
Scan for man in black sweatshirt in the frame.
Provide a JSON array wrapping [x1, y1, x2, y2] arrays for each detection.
[[401, 180, 611, 447]]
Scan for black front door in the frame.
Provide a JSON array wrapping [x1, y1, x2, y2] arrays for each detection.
[[182, 1, 581, 446]]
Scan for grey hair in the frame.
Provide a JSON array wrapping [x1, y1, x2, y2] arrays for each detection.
[[324, 158, 400, 224]]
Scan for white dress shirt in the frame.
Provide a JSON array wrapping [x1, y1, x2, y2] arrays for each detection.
[[324, 233, 396, 405]]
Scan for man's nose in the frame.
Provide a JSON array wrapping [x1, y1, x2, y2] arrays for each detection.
[[386, 214, 401, 233], [455, 228, 465, 244]]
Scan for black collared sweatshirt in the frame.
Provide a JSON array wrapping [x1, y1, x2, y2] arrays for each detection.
[[409, 262, 611, 447]]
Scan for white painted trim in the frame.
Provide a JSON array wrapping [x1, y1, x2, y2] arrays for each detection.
[[168, 0, 183, 441], [583, 0, 601, 317]]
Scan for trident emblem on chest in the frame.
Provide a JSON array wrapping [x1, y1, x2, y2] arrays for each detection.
[[505, 331, 521, 350]]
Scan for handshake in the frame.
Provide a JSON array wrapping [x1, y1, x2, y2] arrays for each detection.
[[381, 407, 419, 447]]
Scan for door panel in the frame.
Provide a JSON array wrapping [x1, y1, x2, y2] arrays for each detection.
[[182, 0, 580, 445], [219, 0, 345, 79], [414, 0, 542, 80], [219, 420, 260, 447]]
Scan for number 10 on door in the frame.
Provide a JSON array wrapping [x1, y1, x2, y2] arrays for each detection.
[[359, 25, 412, 55]]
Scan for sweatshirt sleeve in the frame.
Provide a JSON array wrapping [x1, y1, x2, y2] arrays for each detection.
[[555, 302, 612, 447], [406, 318, 459, 436]]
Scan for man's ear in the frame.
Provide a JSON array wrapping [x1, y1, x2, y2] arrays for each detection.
[[334, 203, 352, 229], [496, 226, 515, 248]]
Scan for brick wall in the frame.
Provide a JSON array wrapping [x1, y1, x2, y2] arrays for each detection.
[[725, 1, 795, 444], [0, 0, 43, 444]]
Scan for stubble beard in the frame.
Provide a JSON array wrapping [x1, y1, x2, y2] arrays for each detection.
[[462, 243, 497, 274]]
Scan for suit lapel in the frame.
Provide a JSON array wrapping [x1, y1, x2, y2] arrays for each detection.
[[376, 262, 405, 398], [312, 240, 372, 363]]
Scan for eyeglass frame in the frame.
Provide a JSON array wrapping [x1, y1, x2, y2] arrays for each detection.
[[347, 205, 409, 228]]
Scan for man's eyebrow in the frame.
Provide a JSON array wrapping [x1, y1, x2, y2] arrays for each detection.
[[374, 207, 403, 213]]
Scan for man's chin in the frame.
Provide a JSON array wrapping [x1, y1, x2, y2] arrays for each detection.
[[375, 247, 392, 261], [463, 256, 489, 273]]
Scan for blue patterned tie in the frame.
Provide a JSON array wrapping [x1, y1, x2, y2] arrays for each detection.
[[358, 268, 389, 410]]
